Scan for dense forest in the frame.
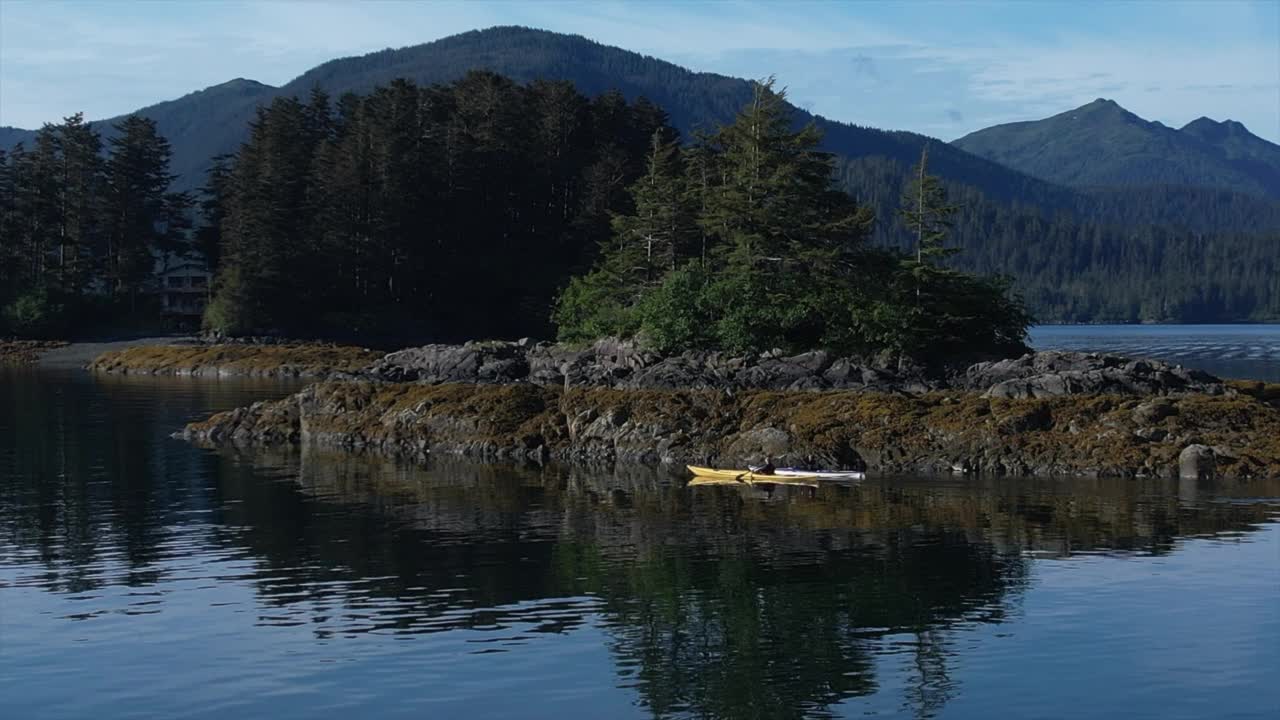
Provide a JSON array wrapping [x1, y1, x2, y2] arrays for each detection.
[[2, 65, 1277, 341], [839, 157, 1280, 323], [203, 74, 1025, 357], [0, 114, 189, 336], [205, 74, 672, 340], [554, 80, 1028, 357]]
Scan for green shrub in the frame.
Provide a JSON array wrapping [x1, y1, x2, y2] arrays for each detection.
[[635, 264, 715, 352], [202, 265, 256, 336], [2, 287, 70, 338], [553, 272, 639, 344]]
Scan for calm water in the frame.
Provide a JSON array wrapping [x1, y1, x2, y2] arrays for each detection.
[[2, 369, 1279, 720], [1031, 324, 1280, 382]]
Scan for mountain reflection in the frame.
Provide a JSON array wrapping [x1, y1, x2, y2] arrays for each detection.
[[3, 370, 1278, 719]]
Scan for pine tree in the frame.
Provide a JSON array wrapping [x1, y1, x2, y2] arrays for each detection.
[[608, 130, 698, 289], [194, 155, 232, 271], [103, 115, 180, 303], [13, 131, 60, 289], [207, 98, 317, 333], [693, 78, 873, 350], [898, 145, 959, 306], [50, 113, 104, 295]]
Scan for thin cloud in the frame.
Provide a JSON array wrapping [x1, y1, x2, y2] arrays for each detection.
[[1, 0, 1275, 143]]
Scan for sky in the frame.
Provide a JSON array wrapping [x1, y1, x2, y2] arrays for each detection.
[[1, 0, 1278, 142]]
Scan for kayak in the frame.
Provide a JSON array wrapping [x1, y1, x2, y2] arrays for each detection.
[[688, 476, 818, 488], [686, 465, 820, 482], [777, 468, 865, 480], [686, 465, 864, 482]]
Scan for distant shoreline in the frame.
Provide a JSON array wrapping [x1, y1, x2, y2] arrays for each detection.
[[1032, 322, 1280, 328]]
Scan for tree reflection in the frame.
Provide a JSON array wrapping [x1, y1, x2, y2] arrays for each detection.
[[4, 376, 1280, 718]]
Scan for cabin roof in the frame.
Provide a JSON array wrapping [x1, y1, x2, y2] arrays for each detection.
[[158, 262, 210, 275]]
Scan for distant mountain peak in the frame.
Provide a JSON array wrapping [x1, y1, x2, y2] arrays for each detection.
[[1067, 98, 1142, 123], [1181, 116, 1253, 137], [220, 77, 271, 89], [1177, 115, 1269, 144], [954, 98, 1280, 199], [196, 77, 275, 95]]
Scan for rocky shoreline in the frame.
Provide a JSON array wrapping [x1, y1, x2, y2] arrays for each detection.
[[368, 339, 1229, 398], [0, 339, 68, 364], [80, 337, 1268, 480], [93, 336, 1229, 398], [176, 373, 1280, 480]]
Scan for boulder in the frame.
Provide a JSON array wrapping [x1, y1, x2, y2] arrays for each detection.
[[1178, 444, 1216, 479]]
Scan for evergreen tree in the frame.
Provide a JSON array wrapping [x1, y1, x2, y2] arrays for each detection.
[[49, 113, 104, 295], [194, 154, 232, 271], [205, 73, 666, 339], [207, 98, 318, 333], [556, 78, 1026, 360], [609, 130, 698, 288], [898, 145, 959, 306], [102, 115, 182, 303]]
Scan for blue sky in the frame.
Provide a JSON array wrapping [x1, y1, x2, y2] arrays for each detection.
[[1, 0, 1277, 142]]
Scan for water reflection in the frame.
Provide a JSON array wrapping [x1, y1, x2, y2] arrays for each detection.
[[2, 369, 1278, 719]]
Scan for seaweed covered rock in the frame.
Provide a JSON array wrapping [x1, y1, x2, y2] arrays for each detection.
[[178, 381, 1280, 480], [89, 342, 380, 377]]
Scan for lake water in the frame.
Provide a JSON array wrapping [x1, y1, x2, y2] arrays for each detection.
[[1030, 324, 1280, 382], [3, 362, 1280, 719]]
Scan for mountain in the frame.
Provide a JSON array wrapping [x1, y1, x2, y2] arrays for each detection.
[[6, 27, 1276, 225], [953, 99, 1280, 199], [1, 77, 274, 186], [0, 27, 1074, 205], [0, 126, 29, 150], [4, 27, 1277, 325]]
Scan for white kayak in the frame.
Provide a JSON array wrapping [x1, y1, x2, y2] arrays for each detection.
[[775, 468, 865, 480]]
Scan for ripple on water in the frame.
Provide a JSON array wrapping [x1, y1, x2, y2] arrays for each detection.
[[3, 369, 1280, 719], [1029, 324, 1280, 381]]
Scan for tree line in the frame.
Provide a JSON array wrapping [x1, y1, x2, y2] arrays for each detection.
[[2, 71, 1274, 344], [555, 80, 1029, 358], [202, 73, 671, 340], [838, 157, 1280, 323], [200, 73, 1028, 357], [0, 114, 187, 336]]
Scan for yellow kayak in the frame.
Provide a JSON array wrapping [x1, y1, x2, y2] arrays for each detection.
[[686, 465, 821, 483], [688, 475, 818, 488]]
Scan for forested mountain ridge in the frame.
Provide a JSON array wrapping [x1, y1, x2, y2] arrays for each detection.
[[4, 26, 1277, 232], [2, 27, 1069, 204], [953, 99, 1280, 200], [3, 27, 1277, 327]]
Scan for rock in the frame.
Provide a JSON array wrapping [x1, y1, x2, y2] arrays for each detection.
[[1132, 398, 1177, 424], [1179, 444, 1216, 479], [972, 351, 1225, 398], [366, 342, 1227, 400], [724, 426, 792, 460], [177, 377, 1280, 481], [822, 358, 857, 386], [996, 403, 1054, 434], [1134, 427, 1169, 442]]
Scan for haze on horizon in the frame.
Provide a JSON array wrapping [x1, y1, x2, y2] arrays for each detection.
[[1, 0, 1278, 143]]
